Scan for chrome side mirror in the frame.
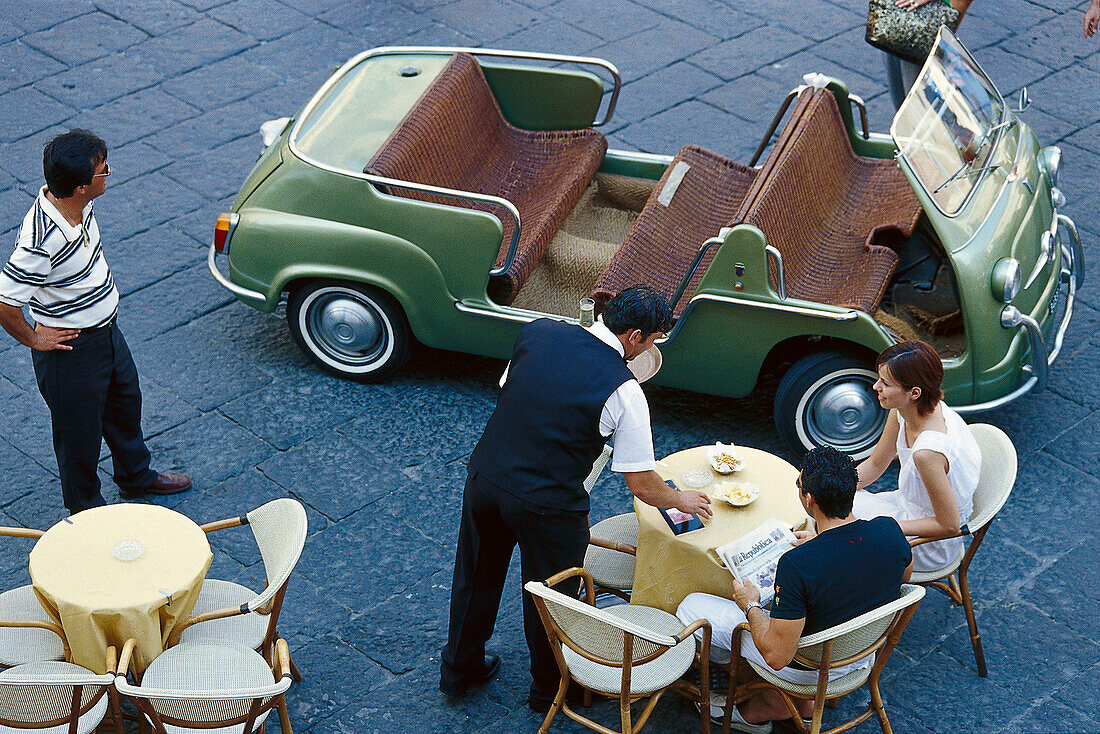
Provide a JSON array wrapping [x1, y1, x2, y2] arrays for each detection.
[[1015, 87, 1031, 113]]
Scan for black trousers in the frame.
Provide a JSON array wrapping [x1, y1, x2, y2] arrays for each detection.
[[32, 322, 157, 514], [441, 470, 590, 701]]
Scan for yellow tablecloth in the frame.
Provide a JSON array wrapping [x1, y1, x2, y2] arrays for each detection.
[[631, 446, 809, 614], [29, 503, 212, 673]]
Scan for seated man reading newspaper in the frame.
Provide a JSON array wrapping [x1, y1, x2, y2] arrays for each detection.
[[677, 447, 913, 732]]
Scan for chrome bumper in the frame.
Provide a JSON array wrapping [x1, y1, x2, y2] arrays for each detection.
[[208, 241, 267, 303], [954, 212, 1081, 414]]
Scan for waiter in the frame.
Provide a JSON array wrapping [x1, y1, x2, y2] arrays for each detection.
[[0, 129, 190, 514], [439, 285, 712, 711]]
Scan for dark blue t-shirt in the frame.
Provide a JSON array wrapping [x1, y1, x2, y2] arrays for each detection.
[[770, 517, 912, 636]]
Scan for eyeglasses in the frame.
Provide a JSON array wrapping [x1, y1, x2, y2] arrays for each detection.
[[92, 162, 111, 178]]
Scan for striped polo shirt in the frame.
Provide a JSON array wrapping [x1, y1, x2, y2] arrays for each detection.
[[0, 187, 119, 329]]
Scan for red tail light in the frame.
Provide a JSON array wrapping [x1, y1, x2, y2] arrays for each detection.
[[213, 213, 239, 253]]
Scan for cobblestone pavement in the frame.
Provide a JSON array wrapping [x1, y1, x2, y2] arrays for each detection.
[[1, 0, 1098, 732]]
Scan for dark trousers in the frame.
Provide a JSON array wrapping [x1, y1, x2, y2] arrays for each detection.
[[441, 470, 590, 701], [32, 322, 157, 514]]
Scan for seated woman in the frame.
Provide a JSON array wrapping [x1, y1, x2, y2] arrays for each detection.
[[854, 340, 981, 572]]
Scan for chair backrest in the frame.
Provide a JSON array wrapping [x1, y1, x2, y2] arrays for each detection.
[[0, 663, 112, 729], [965, 424, 1017, 532], [245, 498, 308, 612], [795, 585, 925, 668], [525, 580, 677, 667], [114, 673, 291, 733], [582, 444, 613, 494]]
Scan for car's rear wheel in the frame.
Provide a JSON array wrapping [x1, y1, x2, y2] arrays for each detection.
[[287, 280, 409, 382], [774, 351, 885, 460]]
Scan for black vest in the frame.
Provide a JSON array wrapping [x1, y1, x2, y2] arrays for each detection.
[[469, 319, 636, 513]]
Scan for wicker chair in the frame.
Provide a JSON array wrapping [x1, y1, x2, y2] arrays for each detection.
[[0, 652, 121, 734], [366, 52, 607, 305], [0, 527, 67, 669], [525, 567, 712, 734], [584, 514, 637, 601], [114, 638, 293, 734], [168, 499, 307, 681], [908, 423, 1017, 678], [724, 584, 925, 734]]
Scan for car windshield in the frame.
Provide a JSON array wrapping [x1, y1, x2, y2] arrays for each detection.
[[891, 28, 1005, 215]]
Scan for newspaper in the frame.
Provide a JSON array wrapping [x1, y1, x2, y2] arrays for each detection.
[[715, 518, 797, 607]]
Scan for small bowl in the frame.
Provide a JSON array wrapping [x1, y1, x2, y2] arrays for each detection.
[[680, 467, 713, 488], [706, 443, 743, 474], [714, 481, 759, 507]]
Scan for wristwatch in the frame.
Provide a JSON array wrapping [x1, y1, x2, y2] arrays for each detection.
[[744, 601, 764, 615]]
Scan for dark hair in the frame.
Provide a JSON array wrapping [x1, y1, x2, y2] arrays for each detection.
[[799, 446, 858, 519], [876, 340, 943, 416], [43, 129, 107, 198], [602, 285, 673, 337]]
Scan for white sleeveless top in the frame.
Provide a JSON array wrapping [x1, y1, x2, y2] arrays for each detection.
[[854, 403, 981, 571], [895, 404, 981, 570]]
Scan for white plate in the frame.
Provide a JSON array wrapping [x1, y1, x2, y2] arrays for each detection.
[[714, 481, 759, 507], [628, 345, 663, 383], [706, 443, 743, 474]]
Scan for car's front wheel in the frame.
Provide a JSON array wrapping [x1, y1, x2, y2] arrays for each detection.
[[287, 280, 409, 382], [774, 351, 886, 460]]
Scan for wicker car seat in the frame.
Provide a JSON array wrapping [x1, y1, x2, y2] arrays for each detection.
[[592, 88, 921, 317], [590, 145, 758, 317], [736, 88, 922, 314], [366, 52, 608, 305]]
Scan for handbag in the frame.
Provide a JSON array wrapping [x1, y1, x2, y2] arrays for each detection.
[[866, 0, 961, 65]]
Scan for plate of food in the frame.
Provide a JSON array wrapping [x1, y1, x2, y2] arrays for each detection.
[[714, 481, 759, 507], [707, 443, 743, 474]]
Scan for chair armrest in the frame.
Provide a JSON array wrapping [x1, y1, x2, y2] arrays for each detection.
[[672, 618, 710, 644], [539, 567, 596, 606], [588, 536, 637, 555], [167, 605, 247, 647], [0, 526, 44, 539], [200, 516, 247, 533], [274, 639, 293, 680], [117, 639, 137, 678], [105, 645, 118, 675], [908, 529, 966, 548]]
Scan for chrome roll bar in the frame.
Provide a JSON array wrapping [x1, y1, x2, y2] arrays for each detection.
[[749, 87, 802, 167], [765, 245, 786, 300]]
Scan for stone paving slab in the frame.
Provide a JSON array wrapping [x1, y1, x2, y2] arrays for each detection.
[[0, 1, 1098, 732]]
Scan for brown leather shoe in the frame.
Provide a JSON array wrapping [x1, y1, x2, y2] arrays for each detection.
[[121, 473, 191, 497]]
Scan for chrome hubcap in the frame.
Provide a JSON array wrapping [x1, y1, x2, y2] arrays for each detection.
[[805, 375, 885, 451], [307, 293, 387, 364]]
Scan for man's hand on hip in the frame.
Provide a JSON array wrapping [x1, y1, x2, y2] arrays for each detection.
[[33, 323, 80, 351]]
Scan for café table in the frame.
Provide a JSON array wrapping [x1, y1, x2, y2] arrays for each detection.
[[28, 503, 212, 674], [631, 445, 809, 614]]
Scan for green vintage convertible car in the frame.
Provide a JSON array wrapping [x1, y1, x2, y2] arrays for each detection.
[[209, 29, 1080, 458]]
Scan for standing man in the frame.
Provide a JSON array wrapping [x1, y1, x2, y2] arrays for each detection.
[[677, 447, 912, 732], [0, 129, 190, 515], [440, 285, 713, 711]]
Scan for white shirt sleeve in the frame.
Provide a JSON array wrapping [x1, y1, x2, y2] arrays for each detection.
[[0, 221, 49, 308], [600, 380, 656, 473]]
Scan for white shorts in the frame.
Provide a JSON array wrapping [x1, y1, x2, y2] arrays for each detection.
[[676, 593, 872, 686]]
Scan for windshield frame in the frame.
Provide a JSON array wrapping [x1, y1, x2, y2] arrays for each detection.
[[891, 28, 1008, 218]]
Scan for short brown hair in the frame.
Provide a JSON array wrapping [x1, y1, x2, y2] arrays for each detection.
[[876, 341, 943, 416]]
